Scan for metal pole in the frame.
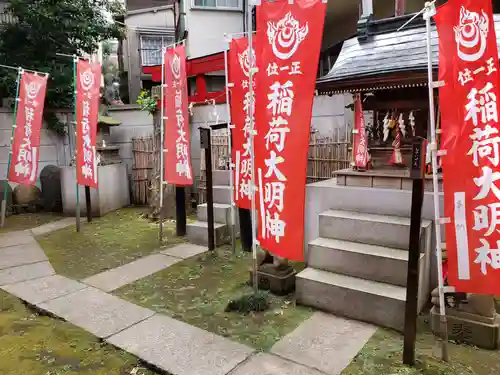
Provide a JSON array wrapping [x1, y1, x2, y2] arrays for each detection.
[[73, 56, 81, 233], [175, 187, 186, 236], [159, 46, 166, 243], [1, 68, 22, 228], [223, 35, 237, 253], [247, 0, 258, 291], [424, 2, 448, 361]]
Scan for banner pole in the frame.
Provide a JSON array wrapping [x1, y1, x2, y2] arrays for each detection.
[[247, 0, 258, 291], [73, 56, 81, 233], [159, 47, 166, 244], [0, 68, 22, 228], [224, 35, 237, 253], [424, 2, 448, 361]]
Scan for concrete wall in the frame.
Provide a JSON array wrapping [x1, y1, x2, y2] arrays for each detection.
[[0, 109, 72, 188], [186, 8, 244, 59]]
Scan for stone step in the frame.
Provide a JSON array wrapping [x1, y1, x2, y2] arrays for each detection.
[[186, 220, 229, 247], [307, 238, 424, 287], [213, 185, 232, 205], [296, 268, 406, 332], [197, 203, 238, 226], [318, 210, 431, 249], [213, 170, 231, 186]]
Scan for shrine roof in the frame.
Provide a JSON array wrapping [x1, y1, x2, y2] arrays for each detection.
[[317, 14, 500, 93]]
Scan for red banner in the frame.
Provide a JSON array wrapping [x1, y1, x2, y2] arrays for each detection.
[[436, 0, 500, 294], [255, 0, 326, 261], [163, 44, 193, 186], [229, 37, 255, 209], [76, 60, 100, 189], [353, 94, 368, 169], [8, 72, 48, 185]]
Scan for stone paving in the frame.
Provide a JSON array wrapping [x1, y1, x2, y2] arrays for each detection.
[[0, 219, 374, 375]]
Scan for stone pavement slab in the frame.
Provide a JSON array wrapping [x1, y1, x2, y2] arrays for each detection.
[[271, 312, 376, 375], [0, 231, 36, 248], [106, 313, 254, 375], [0, 243, 48, 270], [30, 218, 75, 236], [38, 287, 155, 339], [2, 275, 86, 305], [160, 243, 207, 259], [0, 261, 54, 286], [83, 254, 182, 292], [229, 353, 326, 375]]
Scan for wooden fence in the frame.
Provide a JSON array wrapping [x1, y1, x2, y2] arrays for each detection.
[[307, 130, 351, 183], [131, 136, 154, 205], [197, 129, 351, 202]]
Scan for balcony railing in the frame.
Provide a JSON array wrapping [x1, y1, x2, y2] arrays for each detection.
[[0, 12, 16, 25]]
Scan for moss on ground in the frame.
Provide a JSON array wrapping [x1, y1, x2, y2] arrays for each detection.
[[0, 213, 63, 234], [342, 316, 500, 375], [0, 291, 158, 375], [115, 248, 313, 351], [37, 207, 185, 280]]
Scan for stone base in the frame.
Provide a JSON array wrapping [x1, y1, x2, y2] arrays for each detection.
[[430, 306, 500, 350], [249, 265, 297, 296], [61, 164, 130, 217]]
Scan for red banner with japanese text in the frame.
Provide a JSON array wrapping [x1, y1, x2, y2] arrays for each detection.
[[76, 60, 100, 189], [8, 72, 48, 185], [435, 0, 500, 294], [255, 0, 326, 261], [353, 94, 368, 169], [163, 44, 193, 186], [229, 37, 255, 209]]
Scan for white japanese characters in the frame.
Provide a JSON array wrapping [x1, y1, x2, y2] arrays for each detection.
[[258, 11, 308, 244], [456, 6, 500, 276], [170, 53, 191, 179], [14, 75, 41, 183], [79, 68, 97, 184], [235, 44, 256, 202]]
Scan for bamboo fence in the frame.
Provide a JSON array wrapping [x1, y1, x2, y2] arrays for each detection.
[[131, 136, 154, 205], [197, 128, 351, 203]]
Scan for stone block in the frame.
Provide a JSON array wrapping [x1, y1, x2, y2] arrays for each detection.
[[230, 353, 325, 375], [372, 176, 402, 190], [160, 243, 207, 259], [61, 164, 130, 217], [0, 261, 54, 286], [40, 165, 62, 212], [106, 314, 254, 375], [0, 243, 47, 270], [0, 231, 35, 248], [83, 254, 181, 292], [249, 265, 296, 296], [186, 221, 229, 247], [2, 275, 85, 305], [345, 175, 372, 188], [430, 306, 500, 350], [271, 312, 376, 375], [38, 287, 154, 338]]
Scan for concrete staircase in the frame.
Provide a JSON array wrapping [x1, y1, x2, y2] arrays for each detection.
[[187, 170, 237, 247], [296, 208, 432, 332]]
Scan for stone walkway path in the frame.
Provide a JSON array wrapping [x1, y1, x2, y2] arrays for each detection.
[[0, 218, 376, 375]]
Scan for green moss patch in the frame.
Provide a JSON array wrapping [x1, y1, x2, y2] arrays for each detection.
[[0, 213, 63, 234], [0, 291, 158, 375], [37, 208, 184, 280], [115, 248, 313, 351], [342, 316, 500, 375]]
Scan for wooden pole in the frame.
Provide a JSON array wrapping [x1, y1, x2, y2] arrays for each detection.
[[85, 186, 92, 222], [403, 138, 425, 366], [201, 127, 215, 250], [176, 186, 186, 236]]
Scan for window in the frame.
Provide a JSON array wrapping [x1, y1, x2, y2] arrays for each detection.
[[193, 0, 240, 9], [140, 34, 175, 66]]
